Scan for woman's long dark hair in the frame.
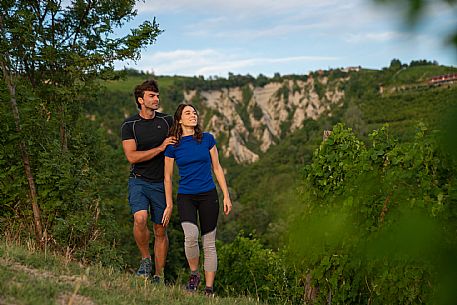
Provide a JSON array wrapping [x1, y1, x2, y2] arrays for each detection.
[[169, 104, 203, 145]]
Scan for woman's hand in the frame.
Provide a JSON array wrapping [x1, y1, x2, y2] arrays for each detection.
[[223, 197, 232, 216], [162, 205, 173, 227]]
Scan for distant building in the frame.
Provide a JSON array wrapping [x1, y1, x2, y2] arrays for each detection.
[[428, 74, 457, 86], [342, 66, 361, 73]]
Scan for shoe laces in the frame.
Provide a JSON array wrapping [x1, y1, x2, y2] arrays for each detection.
[[151, 275, 162, 284], [137, 258, 152, 276], [142, 258, 152, 269], [188, 273, 200, 289]]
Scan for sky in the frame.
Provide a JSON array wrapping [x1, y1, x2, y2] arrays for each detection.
[[115, 0, 457, 77]]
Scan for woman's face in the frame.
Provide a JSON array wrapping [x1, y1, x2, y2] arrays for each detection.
[[179, 105, 198, 128]]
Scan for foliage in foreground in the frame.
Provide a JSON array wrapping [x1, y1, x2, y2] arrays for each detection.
[[217, 122, 457, 305]]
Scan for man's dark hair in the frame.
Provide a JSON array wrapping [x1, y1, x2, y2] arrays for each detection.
[[134, 79, 159, 110]]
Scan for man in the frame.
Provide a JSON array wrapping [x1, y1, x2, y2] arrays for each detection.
[[121, 79, 176, 283]]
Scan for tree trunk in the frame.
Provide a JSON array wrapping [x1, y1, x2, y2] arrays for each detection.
[[60, 105, 68, 152], [0, 63, 43, 243]]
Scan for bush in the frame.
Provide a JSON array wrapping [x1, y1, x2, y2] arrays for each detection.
[[217, 235, 303, 303], [217, 123, 457, 305]]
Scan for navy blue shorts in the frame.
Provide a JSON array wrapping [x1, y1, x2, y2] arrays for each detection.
[[128, 177, 166, 224]]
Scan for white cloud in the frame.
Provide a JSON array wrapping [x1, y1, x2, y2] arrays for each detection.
[[344, 31, 410, 43], [194, 55, 340, 75], [178, 0, 398, 41], [118, 0, 456, 76], [187, 22, 324, 40], [136, 0, 353, 16], [122, 49, 339, 76]]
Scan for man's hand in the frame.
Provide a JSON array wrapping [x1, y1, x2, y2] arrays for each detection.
[[223, 197, 232, 216], [162, 205, 173, 227], [160, 136, 177, 151]]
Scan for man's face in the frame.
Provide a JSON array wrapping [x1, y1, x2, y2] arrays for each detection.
[[139, 90, 160, 110]]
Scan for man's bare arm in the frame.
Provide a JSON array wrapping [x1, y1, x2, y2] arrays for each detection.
[[122, 137, 176, 164]]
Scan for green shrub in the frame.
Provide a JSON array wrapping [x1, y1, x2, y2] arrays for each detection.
[[217, 123, 457, 305], [217, 235, 302, 303]]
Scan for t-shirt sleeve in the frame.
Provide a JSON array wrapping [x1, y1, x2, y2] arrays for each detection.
[[166, 115, 173, 128], [164, 145, 175, 158], [207, 133, 216, 149], [121, 122, 134, 141]]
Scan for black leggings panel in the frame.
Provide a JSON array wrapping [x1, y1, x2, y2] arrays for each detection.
[[177, 188, 219, 235]]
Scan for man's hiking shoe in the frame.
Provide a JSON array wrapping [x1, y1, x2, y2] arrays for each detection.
[[151, 274, 163, 285], [185, 273, 201, 292], [204, 286, 215, 297], [136, 257, 152, 278]]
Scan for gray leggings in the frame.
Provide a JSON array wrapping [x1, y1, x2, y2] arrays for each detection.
[[181, 222, 217, 271], [177, 189, 219, 272]]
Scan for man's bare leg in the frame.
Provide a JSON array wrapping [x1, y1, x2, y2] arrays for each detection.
[[133, 210, 150, 258], [153, 223, 168, 276]]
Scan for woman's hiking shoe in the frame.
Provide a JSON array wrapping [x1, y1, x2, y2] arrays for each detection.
[[204, 286, 215, 297], [151, 275, 163, 285], [185, 273, 200, 292], [136, 257, 152, 278]]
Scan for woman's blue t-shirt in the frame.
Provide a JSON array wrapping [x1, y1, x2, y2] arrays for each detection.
[[164, 132, 216, 194]]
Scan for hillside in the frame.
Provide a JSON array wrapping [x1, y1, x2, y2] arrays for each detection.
[[97, 62, 457, 163], [3, 59, 457, 304], [94, 62, 457, 247], [0, 240, 260, 305], [2, 0, 456, 301]]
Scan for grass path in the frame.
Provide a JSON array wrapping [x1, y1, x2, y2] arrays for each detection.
[[0, 241, 261, 305]]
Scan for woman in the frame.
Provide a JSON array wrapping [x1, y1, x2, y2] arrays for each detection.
[[163, 104, 232, 296]]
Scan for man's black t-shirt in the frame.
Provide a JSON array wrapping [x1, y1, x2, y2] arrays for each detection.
[[121, 112, 173, 182]]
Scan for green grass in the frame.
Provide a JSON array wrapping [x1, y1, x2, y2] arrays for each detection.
[[102, 75, 190, 93], [387, 65, 457, 85], [355, 85, 457, 139], [103, 75, 147, 93], [0, 239, 262, 305]]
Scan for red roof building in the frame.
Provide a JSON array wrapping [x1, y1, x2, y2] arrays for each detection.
[[428, 73, 457, 85]]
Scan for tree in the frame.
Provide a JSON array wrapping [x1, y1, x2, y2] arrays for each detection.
[[389, 58, 402, 70], [0, 0, 162, 244]]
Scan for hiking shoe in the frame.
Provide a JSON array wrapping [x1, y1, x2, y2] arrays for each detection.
[[185, 272, 201, 292], [151, 274, 163, 285], [204, 286, 215, 297], [136, 257, 152, 278]]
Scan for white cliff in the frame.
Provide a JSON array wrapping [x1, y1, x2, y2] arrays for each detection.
[[182, 75, 347, 163]]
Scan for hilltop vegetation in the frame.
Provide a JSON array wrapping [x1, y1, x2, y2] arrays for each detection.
[[2, 59, 457, 304], [344, 60, 457, 138]]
